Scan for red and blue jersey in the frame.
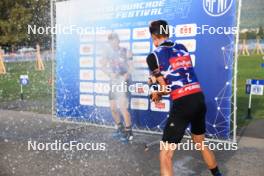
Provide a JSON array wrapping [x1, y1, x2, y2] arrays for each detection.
[[150, 41, 202, 100]]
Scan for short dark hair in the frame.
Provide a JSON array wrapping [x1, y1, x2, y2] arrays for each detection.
[[149, 20, 169, 37]]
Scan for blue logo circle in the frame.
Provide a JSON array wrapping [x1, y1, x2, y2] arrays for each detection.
[[203, 0, 233, 17], [20, 78, 29, 85]]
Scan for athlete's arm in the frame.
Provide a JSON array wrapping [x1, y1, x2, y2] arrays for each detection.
[[146, 54, 170, 102]]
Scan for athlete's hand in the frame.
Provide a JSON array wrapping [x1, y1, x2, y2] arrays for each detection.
[[150, 91, 162, 103], [148, 76, 157, 85]]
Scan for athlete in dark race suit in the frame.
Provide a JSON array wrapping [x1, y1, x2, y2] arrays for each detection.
[[147, 20, 222, 176]]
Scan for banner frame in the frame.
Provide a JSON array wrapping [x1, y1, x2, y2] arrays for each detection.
[[50, 0, 242, 143]]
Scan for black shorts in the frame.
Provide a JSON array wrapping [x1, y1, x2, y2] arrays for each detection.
[[162, 92, 206, 143]]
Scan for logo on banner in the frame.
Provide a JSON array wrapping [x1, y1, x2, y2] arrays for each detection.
[[130, 98, 148, 110], [115, 29, 131, 41], [176, 39, 196, 52], [80, 69, 94, 80], [175, 24, 197, 37], [80, 82, 94, 93], [203, 0, 233, 17], [80, 94, 94, 106], [95, 96, 110, 107], [80, 57, 94, 68], [80, 44, 94, 55], [133, 27, 150, 40], [132, 42, 150, 54], [133, 56, 148, 68], [150, 100, 170, 112]]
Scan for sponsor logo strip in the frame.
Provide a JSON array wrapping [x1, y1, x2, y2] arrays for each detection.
[[150, 99, 170, 112], [95, 95, 110, 107], [80, 57, 94, 68], [132, 42, 150, 54], [130, 98, 149, 110], [133, 27, 150, 40], [115, 29, 131, 41], [80, 44, 94, 55], [133, 56, 148, 68], [80, 94, 94, 106], [80, 69, 94, 80], [175, 24, 197, 37], [80, 82, 94, 93]]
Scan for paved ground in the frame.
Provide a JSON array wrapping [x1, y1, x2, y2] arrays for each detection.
[[0, 110, 263, 176], [0, 100, 51, 114], [242, 119, 264, 139]]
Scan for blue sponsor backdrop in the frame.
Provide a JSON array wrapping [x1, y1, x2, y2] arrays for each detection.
[[56, 0, 236, 139]]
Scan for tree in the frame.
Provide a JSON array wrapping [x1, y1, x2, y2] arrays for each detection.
[[239, 32, 247, 40], [246, 31, 257, 40], [28, 0, 51, 49], [0, 0, 50, 51], [258, 26, 264, 39], [0, 3, 32, 50]]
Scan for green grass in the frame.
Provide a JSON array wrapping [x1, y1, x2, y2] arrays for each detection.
[[0, 55, 263, 127], [0, 61, 52, 103], [237, 55, 264, 126]]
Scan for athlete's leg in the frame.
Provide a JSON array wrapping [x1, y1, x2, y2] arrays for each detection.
[[160, 100, 190, 176], [160, 142, 175, 176], [192, 134, 217, 169], [119, 95, 133, 141], [190, 94, 222, 176], [110, 100, 121, 125], [110, 99, 125, 138], [119, 96, 131, 127]]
